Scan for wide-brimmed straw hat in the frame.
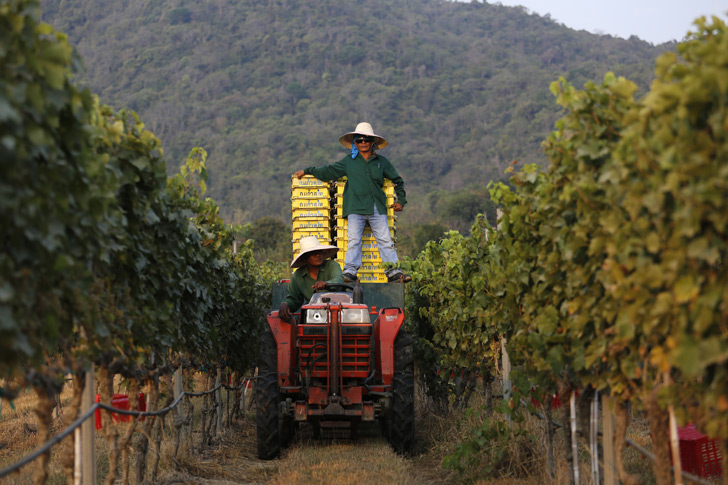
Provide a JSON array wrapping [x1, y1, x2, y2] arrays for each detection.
[[338, 122, 388, 150], [291, 236, 338, 268]]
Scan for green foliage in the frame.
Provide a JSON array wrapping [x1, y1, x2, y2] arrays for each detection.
[[1, 1, 268, 386], [443, 413, 537, 481], [38, 0, 671, 227], [243, 216, 291, 264], [1, 0, 106, 372], [168, 7, 191, 25], [601, 16, 728, 437], [408, 17, 728, 443], [403, 216, 500, 410]]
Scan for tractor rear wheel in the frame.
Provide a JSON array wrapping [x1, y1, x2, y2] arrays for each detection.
[[256, 328, 281, 460], [389, 330, 414, 454]]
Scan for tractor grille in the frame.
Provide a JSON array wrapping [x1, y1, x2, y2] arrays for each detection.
[[298, 324, 372, 378], [341, 332, 371, 376], [299, 326, 328, 377]]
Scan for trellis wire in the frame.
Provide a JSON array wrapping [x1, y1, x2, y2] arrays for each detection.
[[0, 376, 254, 479]]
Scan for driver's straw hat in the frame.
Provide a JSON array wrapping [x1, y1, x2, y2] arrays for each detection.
[[290, 236, 338, 268]]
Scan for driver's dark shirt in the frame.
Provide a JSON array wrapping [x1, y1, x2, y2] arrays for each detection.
[[283, 259, 344, 313]]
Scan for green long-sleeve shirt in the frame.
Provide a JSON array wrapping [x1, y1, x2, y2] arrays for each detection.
[[304, 153, 406, 218], [283, 259, 344, 312]]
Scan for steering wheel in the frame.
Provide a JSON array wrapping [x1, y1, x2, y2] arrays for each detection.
[[321, 282, 354, 292]]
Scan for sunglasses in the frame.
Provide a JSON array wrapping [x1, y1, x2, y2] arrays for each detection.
[[354, 137, 374, 144]]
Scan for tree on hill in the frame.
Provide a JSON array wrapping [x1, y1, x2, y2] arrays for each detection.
[[40, 0, 673, 233]]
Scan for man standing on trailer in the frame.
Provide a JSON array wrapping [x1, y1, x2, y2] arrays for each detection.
[[294, 122, 411, 283]]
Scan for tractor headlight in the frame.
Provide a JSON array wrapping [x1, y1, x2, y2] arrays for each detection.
[[341, 308, 369, 324], [306, 309, 328, 323]]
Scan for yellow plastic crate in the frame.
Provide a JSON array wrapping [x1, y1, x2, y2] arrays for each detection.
[[333, 182, 396, 197], [291, 187, 330, 199], [292, 218, 331, 231], [292, 198, 331, 210], [335, 178, 393, 191], [335, 233, 383, 244], [357, 262, 383, 272], [292, 235, 335, 253], [334, 238, 368, 250], [337, 216, 396, 228], [291, 175, 329, 188], [335, 194, 395, 204], [361, 251, 383, 262], [292, 208, 330, 219], [335, 205, 395, 218], [335, 227, 395, 240], [334, 237, 397, 251], [293, 228, 331, 241], [357, 273, 388, 283], [336, 255, 384, 266]]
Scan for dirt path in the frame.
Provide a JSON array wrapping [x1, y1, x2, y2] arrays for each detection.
[[158, 415, 450, 485]]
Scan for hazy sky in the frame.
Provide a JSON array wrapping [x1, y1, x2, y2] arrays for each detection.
[[488, 0, 727, 44]]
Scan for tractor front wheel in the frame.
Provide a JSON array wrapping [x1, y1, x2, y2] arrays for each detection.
[[256, 328, 281, 460], [389, 330, 415, 454]]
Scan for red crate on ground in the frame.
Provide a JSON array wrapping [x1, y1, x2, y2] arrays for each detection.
[[94, 393, 146, 430], [677, 424, 722, 479]]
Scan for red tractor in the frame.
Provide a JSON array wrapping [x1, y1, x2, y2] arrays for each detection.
[[256, 282, 414, 459]]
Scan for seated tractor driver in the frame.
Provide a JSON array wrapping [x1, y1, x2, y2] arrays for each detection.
[[278, 236, 344, 323]]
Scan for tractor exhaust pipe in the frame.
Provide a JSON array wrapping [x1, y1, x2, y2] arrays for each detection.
[[330, 304, 339, 396]]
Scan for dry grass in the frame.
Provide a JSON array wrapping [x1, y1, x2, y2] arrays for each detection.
[[272, 440, 415, 485], [1, 375, 661, 485], [158, 417, 277, 485], [0, 384, 76, 485], [412, 381, 660, 485]]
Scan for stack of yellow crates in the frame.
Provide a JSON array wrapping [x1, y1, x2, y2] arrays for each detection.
[[333, 178, 397, 283], [291, 175, 332, 260]]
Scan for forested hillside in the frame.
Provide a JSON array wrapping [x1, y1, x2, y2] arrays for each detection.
[[40, 0, 672, 241]]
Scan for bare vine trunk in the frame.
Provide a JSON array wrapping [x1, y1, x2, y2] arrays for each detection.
[[136, 376, 158, 484], [483, 373, 493, 415], [614, 401, 640, 485], [184, 372, 194, 443], [558, 381, 574, 485], [200, 374, 211, 447], [99, 367, 121, 485], [173, 370, 185, 459], [544, 398, 555, 478], [149, 373, 173, 483], [645, 391, 672, 485], [120, 379, 140, 485], [32, 386, 56, 485]]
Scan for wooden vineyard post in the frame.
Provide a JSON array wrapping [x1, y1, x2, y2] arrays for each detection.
[[590, 390, 600, 485], [570, 391, 579, 484], [668, 404, 684, 485], [74, 426, 81, 485], [602, 394, 617, 485], [81, 366, 96, 485]]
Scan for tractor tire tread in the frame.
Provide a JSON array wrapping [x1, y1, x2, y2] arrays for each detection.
[[390, 331, 415, 455], [256, 329, 281, 460]]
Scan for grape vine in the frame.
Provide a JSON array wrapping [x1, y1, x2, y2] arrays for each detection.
[[405, 16, 728, 482]]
